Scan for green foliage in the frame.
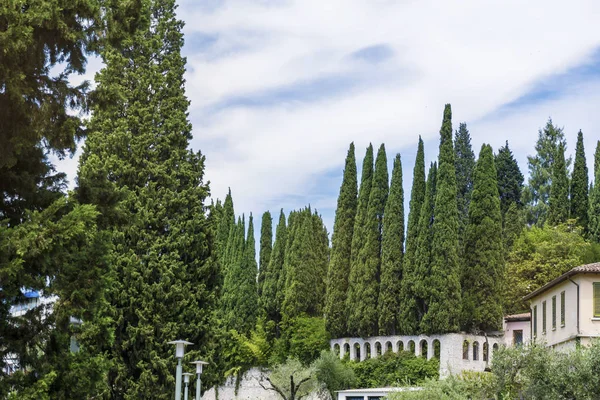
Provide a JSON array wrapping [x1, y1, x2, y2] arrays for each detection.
[[547, 142, 570, 226], [571, 131, 589, 230], [346, 144, 374, 336], [461, 144, 504, 332], [313, 350, 356, 398], [589, 141, 600, 243], [325, 143, 358, 338], [422, 104, 461, 334], [504, 221, 592, 313], [524, 119, 569, 226], [378, 153, 404, 335], [221, 320, 273, 382], [258, 211, 273, 304], [388, 371, 496, 400], [262, 358, 318, 400], [495, 140, 524, 215], [286, 317, 331, 366], [503, 202, 525, 254], [454, 123, 475, 258], [350, 351, 439, 388], [263, 210, 287, 326], [217, 189, 235, 263]]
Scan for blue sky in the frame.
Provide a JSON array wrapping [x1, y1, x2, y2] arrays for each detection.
[[58, 0, 600, 241]]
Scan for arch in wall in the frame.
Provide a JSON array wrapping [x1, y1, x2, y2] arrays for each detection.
[[419, 339, 428, 358], [385, 341, 393, 353], [463, 340, 469, 360], [354, 342, 361, 360], [364, 342, 371, 359], [375, 341, 382, 356], [483, 342, 489, 362], [473, 341, 479, 361], [333, 343, 341, 357], [397, 340, 404, 352], [408, 340, 416, 354], [344, 343, 350, 358], [493, 343, 499, 352], [433, 339, 441, 359]]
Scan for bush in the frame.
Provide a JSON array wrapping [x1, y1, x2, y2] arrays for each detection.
[[387, 371, 496, 400], [271, 316, 330, 365], [313, 350, 356, 398]]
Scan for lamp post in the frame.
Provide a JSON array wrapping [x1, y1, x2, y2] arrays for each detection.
[[190, 360, 208, 400], [183, 373, 193, 400], [168, 340, 193, 400]]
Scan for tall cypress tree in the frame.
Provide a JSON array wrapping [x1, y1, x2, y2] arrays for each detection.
[[495, 141, 524, 215], [217, 189, 235, 259], [454, 123, 475, 254], [258, 211, 273, 300], [421, 104, 461, 334], [241, 214, 259, 332], [346, 144, 374, 336], [347, 145, 388, 337], [589, 141, 600, 243], [571, 131, 589, 230], [76, 1, 218, 396], [399, 162, 436, 334], [378, 153, 404, 335], [461, 144, 504, 332], [503, 202, 525, 254], [262, 210, 287, 326], [547, 142, 570, 226], [325, 143, 358, 338]]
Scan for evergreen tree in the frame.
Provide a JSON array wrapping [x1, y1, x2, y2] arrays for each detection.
[[346, 144, 374, 335], [495, 141, 524, 215], [262, 210, 287, 326], [378, 153, 404, 335], [347, 145, 388, 337], [398, 138, 426, 334], [547, 142, 570, 226], [421, 104, 461, 334], [258, 211, 273, 300], [76, 2, 219, 395], [454, 123, 475, 254], [325, 143, 358, 338], [241, 215, 259, 332], [461, 144, 504, 332], [217, 189, 235, 259], [570, 131, 589, 229], [524, 119, 569, 226], [589, 141, 600, 243], [503, 202, 525, 254]]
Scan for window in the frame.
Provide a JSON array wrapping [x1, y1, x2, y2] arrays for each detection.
[[483, 342, 489, 362], [552, 295, 556, 330], [594, 283, 600, 318], [462, 341, 469, 360], [473, 341, 479, 361], [542, 301, 547, 334], [513, 330, 523, 346], [533, 306, 537, 337], [561, 291, 565, 327]]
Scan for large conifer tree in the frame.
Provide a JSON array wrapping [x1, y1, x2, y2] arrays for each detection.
[[570, 131, 589, 230], [461, 144, 504, 332], [589, 141, 600, 243], [262, 210, 287, 326], [421, 104, 461, 334], [495, 141, 524, 216], [346, 145, 374, 335], [258, 211, 273, 300], [547, 142, 570, 226], [454, 123, 475, 255], [76, 1, 218, 396], [325, 143, 358, 338], [378, 153, 404, 335]]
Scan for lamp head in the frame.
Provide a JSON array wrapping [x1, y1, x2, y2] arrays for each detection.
[[167, 340, 193, 359], [183, 372, 193, 384], [190, 360, 209, 375]]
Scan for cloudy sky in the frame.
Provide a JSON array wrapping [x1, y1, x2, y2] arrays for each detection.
[[59, 0, 600, 237]]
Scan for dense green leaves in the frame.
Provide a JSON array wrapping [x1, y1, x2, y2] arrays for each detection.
[[547, 142, 570, 226], [588, 142, 600, 243], [495, 141, 524, 216], [454, 123, 475, 255], [571, 131, 589, 229], [262, 210, 287, 326], [258, 211, 273, 301]]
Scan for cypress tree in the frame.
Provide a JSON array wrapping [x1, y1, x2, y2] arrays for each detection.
[[454, 123, 475, 254], [242, 214, 259, 332], [421, 104, 461, 334], [400, 162, 437, 334], [346, 144, 374, 336], [547, 142, 569, 226], [461, 144, 504, 332], [378, 153, 404, 335], [76, 1, 218, 396], [217, 189, 235, 259], [589, 141, 600, 243], [262, 209, 287, 325], [503, 202, 525, 254], [258, 211, 273, 300], [570, 131, 589, 229], [325, 143, 358, 338], [495, 141, 524, 215]]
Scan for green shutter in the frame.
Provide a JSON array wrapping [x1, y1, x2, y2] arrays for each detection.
[[561, 291, 565, 326], [594, 283, 600, 318], [542, 301, 546, 333], [552, 296, 556, 329], [533, 306, 537, 337]]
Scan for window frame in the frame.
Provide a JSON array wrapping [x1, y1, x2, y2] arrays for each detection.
[[594, 282, 600, 318], [533, 305, 537, 338], [561, 291, 565, 327], [552, 295, 556, 330], [542, 301, 547, 334]]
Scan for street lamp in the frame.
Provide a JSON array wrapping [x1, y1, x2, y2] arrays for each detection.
[[168, 340, 193, 400], [190, 360, 208, 400], [183, 373, 194, 400]]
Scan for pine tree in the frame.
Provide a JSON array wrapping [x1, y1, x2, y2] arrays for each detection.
[[454, 123, 475, 254], [421, 104, 461, 334], [571, 131, 589, 230], [346, 144, 374, 335], [461, 144, 504, 332], [589, 141, 600, 243], [495, 141, 524, 215], [325, 143, 358, 338], [258, 211, 273, 300], [76, 1, 218, 396], [262, 210, 287, 326], [398, 138, 426, 334], [524, 119, 569, 226], [547, 142, 570, 226], [378, 153, 404, 335]]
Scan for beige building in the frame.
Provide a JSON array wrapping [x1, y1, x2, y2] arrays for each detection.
[[523, 262, 600, 350]]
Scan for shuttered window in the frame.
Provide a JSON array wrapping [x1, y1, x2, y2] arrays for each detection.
[[561, 291, 565, 327], [594, 283, 600, 318], [552, 296, 556, 329], [542, 301, 547, 334], [533, 306, 537, 337]]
